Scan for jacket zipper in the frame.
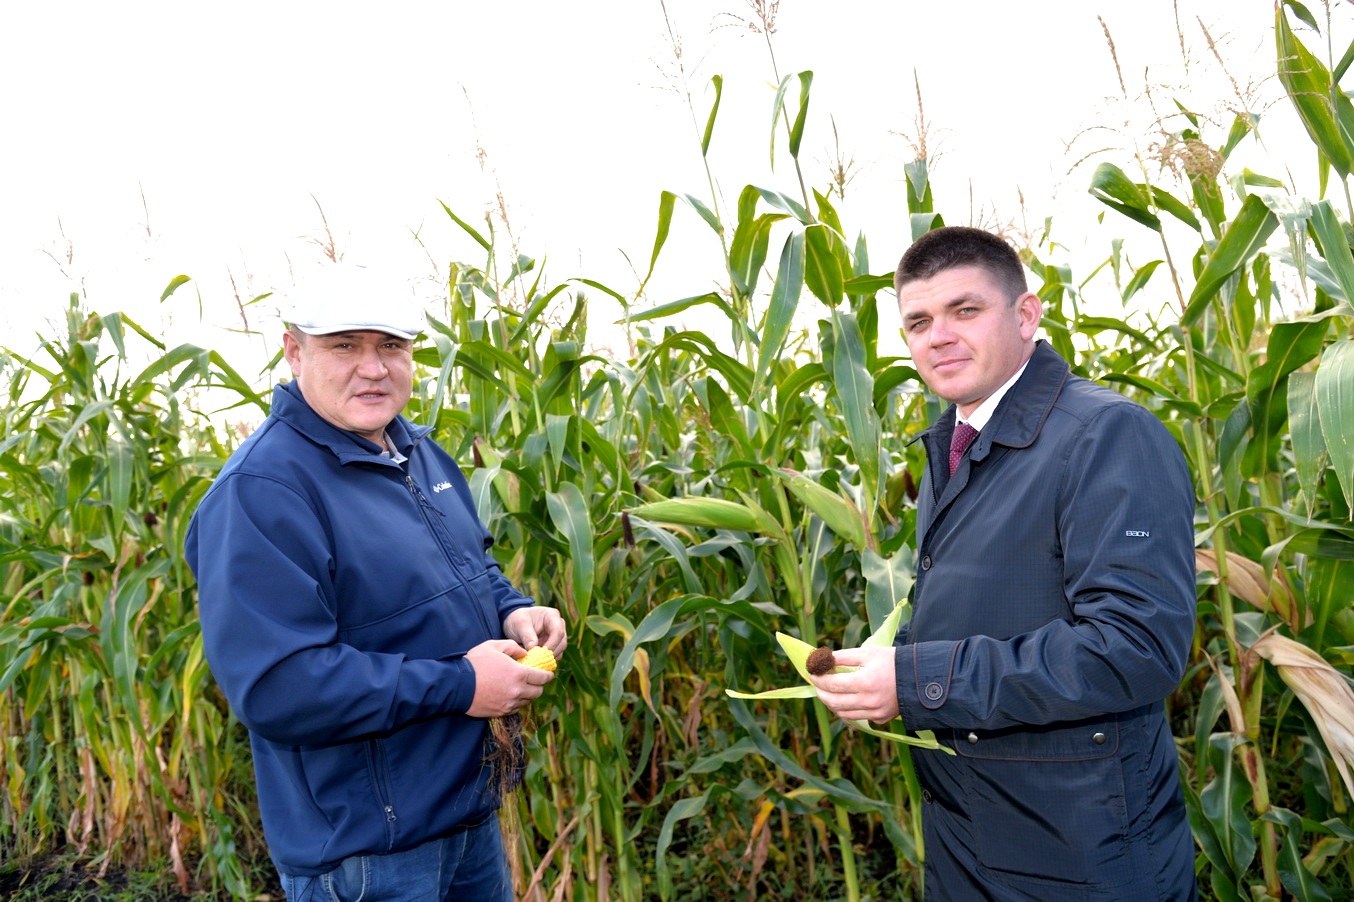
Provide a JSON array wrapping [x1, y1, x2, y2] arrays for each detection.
[[366, 739, 399, 850], [403, 473, 496, 638]]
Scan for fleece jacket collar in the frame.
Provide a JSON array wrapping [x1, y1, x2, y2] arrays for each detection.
[[269, 380, 431, 467]]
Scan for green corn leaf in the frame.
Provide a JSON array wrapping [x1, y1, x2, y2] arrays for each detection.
[[754, 186, 810, 224], [1088, 162, 1161, 231], [682, 192, 721, 235], [656, 790, 717, 900], [438, 200, 492, 252], [1277, 3, 1354, 176], [570, 277, 628, 308], [626, 291, 732, 323], [1199, 733, 1259, 877], [753, 231, 805, 395], [1247, 318, 1331, 471], [159, 274, 192, 302], [1184, 194, 1280, 326], [1316, 340, 1354, 509], [1310, 200, 1354, 304], [844, 273, 893, 295], [108, 437, 132, 532], [1264, 807, 1335, 902], [804, 223, 847, 307], [905, 157, 933, 215], [770, 71, 813, 167], [1288, 372, 1325, 515], [787, 71, 812, 159], [546, 481, 594, 622], [827, 310, 882, 507], [701, 75, 722, 157], [511, 284, 569, 344], [725, 684, 819, 700], [730, 211, 787, 297], [862, 560, 913, 640]]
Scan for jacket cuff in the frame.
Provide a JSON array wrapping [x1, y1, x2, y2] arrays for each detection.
[[442, 655, 477, 714], [897, 640, 959, 724]]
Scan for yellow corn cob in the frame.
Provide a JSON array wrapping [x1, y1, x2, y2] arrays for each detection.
[[520, 646, 557, 672]]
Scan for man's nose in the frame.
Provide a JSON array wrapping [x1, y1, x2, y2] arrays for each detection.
[[356, 347, 388, 378], [929, 317, 957, 345]]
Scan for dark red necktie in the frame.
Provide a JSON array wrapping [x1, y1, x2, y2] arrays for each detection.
[[948, 422, 979, 476]]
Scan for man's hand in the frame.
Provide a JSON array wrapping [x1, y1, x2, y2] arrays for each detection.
[[807, 645, 900, 724], [503, 606, 568, 659], [465, 639, 554, 718]]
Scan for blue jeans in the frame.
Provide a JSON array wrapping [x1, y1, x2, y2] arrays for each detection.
[[279, 815, 513, 901]]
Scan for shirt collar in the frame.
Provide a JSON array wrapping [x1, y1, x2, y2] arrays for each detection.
[[957, 358, 1030, 432]]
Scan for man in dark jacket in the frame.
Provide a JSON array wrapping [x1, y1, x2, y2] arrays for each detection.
[[185, 264, 567, 901], [809, 227, 1197, 900]]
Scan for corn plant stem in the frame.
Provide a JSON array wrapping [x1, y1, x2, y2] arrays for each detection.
[[775, 476, 862, 900], [813, 699, 861, 902], [895, 744, 925, 880], [585, 757, 602, 895], [794, 571, 862, 900], [760, 28, 813, 218], [1160, 223, 1283, 892], [48, 674, 70, 829], [1245, 725, 1278, 893]]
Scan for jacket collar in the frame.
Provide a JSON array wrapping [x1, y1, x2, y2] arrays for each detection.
[[913, 340, 1069, 460], [271, 381, 431, 465]]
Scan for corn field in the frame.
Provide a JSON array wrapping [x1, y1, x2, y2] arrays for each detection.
[[4, 4, 1354, 900]]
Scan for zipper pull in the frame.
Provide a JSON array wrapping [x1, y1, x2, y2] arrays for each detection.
[[385, 805, 397, 822]]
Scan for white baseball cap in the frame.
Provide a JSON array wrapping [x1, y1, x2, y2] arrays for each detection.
[[282, 264, 427, 340]]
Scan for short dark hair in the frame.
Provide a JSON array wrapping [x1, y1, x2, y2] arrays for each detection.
[[894, 226, 1028, 302]]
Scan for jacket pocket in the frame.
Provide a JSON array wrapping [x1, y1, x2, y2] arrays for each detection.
[[957, 715, 1134, 888], [953, 713, 1119, 761], [364, 739, 400, 853]]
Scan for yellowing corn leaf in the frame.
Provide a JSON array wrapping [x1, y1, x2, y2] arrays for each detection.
[[1196, 549, 1298, 628], [1251, 633, 1354, 796]]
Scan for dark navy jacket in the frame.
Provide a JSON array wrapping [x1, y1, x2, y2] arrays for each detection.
[[895, 342, 1198, 900], [185, 381, 533, 876]]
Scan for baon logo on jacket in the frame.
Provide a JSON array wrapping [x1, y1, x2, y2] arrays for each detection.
[[431, 481, 453, 494]]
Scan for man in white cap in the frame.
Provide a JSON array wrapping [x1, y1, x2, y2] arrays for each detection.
[[186, 264, 566, 901]]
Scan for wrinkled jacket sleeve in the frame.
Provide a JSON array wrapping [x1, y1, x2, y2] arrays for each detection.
[[897, 403, 1196, 730], [187, 471, 477, 746]]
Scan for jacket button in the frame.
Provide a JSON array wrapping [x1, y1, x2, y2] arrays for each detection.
[[920, 554, 932, 571], [1092, 732, 1107, 745], [966, 732, 978, 745], [922, 789, 933, 804], [924, 682, 943, 700]]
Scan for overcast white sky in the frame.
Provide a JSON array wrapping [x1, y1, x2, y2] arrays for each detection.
[[0, 1, 1335, 379]]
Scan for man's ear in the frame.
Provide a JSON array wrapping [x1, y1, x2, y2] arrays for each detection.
[[1016, 291, 1043, 341], [282, 330, 304, 379]]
